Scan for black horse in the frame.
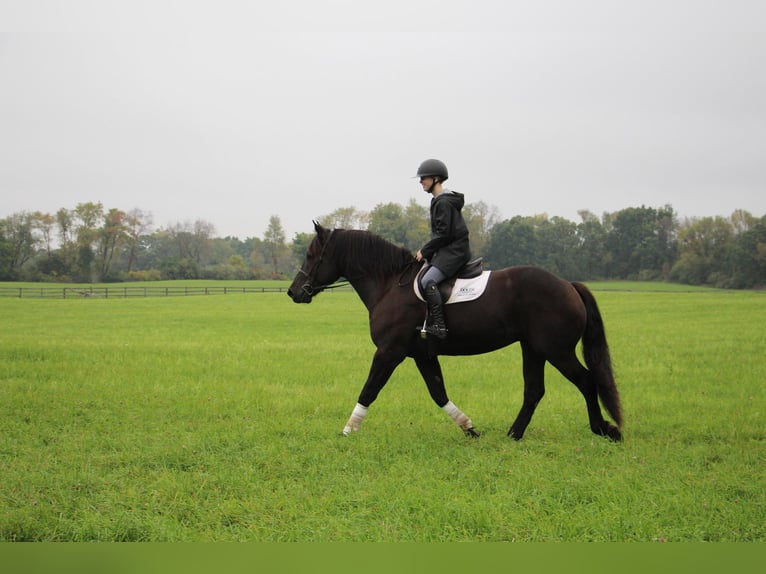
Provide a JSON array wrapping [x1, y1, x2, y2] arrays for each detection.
[[287, 222, 622, 441]]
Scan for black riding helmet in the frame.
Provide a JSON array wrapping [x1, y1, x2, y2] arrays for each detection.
[[416, 158, 449, 182], [416, 159, 448, 194]]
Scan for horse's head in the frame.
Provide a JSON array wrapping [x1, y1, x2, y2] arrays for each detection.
[[287, 221, 342, 303]]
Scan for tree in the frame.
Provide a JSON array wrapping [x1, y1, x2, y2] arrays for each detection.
[[54, 208, 77, 276], [654, 205, 679, 278], [605, 205, 678, 280], [402, 199, 430, 253], [485, 214, 583, 277], [535, 216, 581, 278], [123, 208, 153, 273], [318, 206, 368, 230], [576, 210, 608, 279], [0, 215, 24, 279], [486, 215, 540, 269], [31, 211, 56, 256], [149, 219, 216, 280], [96, 208, 129, 280], [0, 212, 39, 279], [247, 237, 270, 278], [671, 215, 736, 286], [263, 215, 290, 278], [731, 213, 766, 288], [202, 247, 250, 280], [730, 209, 757, 235], [167, 220, 216, 264], [72, 202, 105, 281], [463, 200, 500, 257], [0, 229, 14, 280], [2, 198, 762, 286], [368, 202, 408, 246]]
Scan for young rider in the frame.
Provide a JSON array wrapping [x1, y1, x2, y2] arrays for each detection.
[[415, 158, 472, 339]]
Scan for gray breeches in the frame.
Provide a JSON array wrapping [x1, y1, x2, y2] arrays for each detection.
[[420, 265, 446, 289]]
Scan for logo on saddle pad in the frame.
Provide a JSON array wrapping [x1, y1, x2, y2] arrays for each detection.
[[414, 260, 491, 304]]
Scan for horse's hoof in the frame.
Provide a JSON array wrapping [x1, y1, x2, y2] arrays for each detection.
[[599, 423, 623, 442], [608, 428, 623, 442], [507, 428, 523, 440], [463, 427, 481, 438]]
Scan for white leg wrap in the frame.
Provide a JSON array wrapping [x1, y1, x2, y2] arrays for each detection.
[[342, 403, 368, 436], [442, 401, 473, 430]]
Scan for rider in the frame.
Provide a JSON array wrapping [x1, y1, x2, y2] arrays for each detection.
[[415, 158, 472, 340]]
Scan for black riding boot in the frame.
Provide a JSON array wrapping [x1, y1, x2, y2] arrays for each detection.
[[423, 282, 448, 340]]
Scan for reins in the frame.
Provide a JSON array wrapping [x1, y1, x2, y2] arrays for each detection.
[[297, 268, 351, 296]]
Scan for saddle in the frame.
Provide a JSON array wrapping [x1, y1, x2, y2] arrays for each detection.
[[414, 258, 490, 304]]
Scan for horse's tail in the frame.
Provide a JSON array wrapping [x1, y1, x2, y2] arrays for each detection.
[[571, 282, 623, 428]]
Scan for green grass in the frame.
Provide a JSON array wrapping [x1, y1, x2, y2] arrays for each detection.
[[0, 283, 763, 541], [586, 280, 727, 292]]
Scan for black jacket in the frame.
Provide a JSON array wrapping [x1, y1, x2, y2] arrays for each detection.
[[420, 191, 472, 278]]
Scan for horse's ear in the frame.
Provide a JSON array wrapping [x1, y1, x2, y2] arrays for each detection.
[[313, 220, 322, 233]]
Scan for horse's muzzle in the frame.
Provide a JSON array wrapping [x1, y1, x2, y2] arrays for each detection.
[[287, 284, 313, 304]]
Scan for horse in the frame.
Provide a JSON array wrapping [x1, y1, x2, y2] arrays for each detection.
[[287, 222, 622, 442]]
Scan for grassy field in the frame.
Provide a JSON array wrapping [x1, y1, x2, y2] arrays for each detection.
[[0, 281, 763, 541]]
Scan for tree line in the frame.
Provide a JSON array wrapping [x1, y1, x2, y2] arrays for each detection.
[[1, 200, 764, 288]]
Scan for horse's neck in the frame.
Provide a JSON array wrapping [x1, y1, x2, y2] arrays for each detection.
[[345, 272, 385, 311], [340, 260, 408, 311], [335, 233, 413, 310]]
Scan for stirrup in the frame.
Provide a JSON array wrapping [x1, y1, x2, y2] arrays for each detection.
[[421, 324, 448, 340]]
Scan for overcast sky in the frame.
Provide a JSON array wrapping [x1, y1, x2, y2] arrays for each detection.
[[2, 0, 764, 240]]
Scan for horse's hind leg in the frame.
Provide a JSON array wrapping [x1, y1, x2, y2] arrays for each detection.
[[508, 342, 546, 440], [413, 353, 480, 437], [549, 352, 622, 441]]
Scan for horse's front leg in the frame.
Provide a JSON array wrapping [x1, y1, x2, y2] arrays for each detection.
[[413, 353, 480, 437], [342, 347, 406, 436]]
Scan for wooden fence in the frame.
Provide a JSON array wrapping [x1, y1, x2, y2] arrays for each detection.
[[0, 285, 352, 299]]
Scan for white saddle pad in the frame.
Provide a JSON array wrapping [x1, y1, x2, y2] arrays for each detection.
[[414, 271, 492, 304]]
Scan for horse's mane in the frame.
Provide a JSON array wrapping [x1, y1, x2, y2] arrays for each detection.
[[332, 229, 416, 279]]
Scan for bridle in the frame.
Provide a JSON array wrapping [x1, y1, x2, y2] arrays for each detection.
[[297, 229, 350, 297]]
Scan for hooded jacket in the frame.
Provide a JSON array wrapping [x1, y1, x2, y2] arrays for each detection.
[[420, 190, 472, 278]]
